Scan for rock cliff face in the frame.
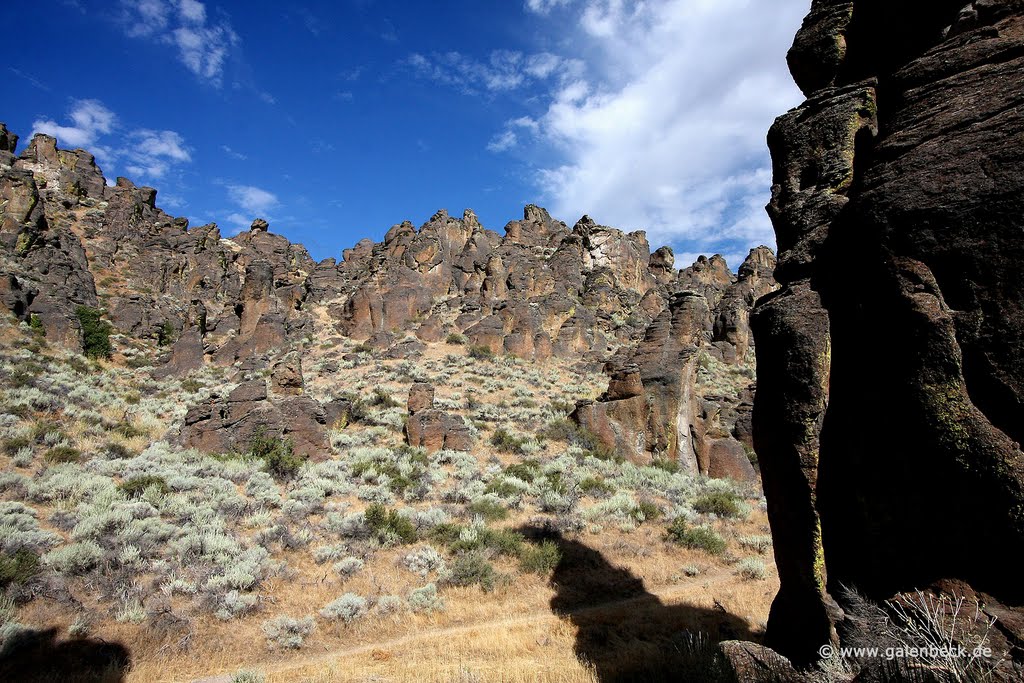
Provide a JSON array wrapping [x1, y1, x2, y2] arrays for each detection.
[[754, 0, 1024, 667], [0, 122, 775, 474]]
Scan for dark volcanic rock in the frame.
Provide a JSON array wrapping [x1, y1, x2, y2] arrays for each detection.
[[179, 378, 328, 458], [754, 0, 1024, 669], [404, 382, 474, 452]]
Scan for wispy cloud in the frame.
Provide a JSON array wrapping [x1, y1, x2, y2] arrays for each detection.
[[31, 99, 192, 183], [525, 0, 572, 15], [407, 50, 577, 96], [487, 130, 518, 153], [509, 0, 807, 259], [228, 184, 279, 215], [124, 129, 192, 178], [32, 99, 116, 149], [8, 67, 51, 92], [221, 145, 247, 160], [118, 0, 239, 87]]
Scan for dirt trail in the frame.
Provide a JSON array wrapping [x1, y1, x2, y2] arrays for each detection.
[[189, 571, 750, 683]]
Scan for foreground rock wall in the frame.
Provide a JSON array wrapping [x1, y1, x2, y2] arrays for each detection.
[[754, 0, 1024, 665]]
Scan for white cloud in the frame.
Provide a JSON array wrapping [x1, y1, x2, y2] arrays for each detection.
[[176, 0, 206, 23], [487, 130, 518, 153], [221, 145, 247, 160], [123, 129, 192, 178], [228, 184, 279, 215], [119, 0, 238, 87], [525, 0, 572, 15], [32, 99, 117, 149], [407, 49, 573, 96], [519, 0, 807, 257], [30, 99, 191, 183]]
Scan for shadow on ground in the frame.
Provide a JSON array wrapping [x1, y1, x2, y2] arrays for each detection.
[[520, 527, 755, 683], [0, 626, 131, 683]]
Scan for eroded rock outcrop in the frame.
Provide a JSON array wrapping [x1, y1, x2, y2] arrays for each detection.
[[754, 0, 1024, 672], [573, 248, 774, 478], [404, 382, 474, 452]]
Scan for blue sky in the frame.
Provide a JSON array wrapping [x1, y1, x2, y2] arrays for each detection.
[[4, 0, 809, 267]]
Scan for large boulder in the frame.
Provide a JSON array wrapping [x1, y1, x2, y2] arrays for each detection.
[[404, 382, 474, 452]]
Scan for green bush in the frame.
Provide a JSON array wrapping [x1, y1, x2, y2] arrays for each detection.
[[467, 345, 494, 361], [538, 418, 578, 442], [364, 504, 417, 544], [28, 314, 45, 336], [75, 306, 112, 359], [248, 430, 304, 481], [651, 458, 681, 474], [445, 551, 497, 592], [467, 498, 508, 522], [43, 446, 81, 464], [1, 437, 30, 456], [445, 333, 466, 345], [119, 475, 170, 498], [490, 428, 527, 454], [632, 500, 662, 524], [157, 320, 176, 346], [665, 519, 726, 555], [579, 476, 614, 497], [518, 540, 561, 575], [0, 548, 40, 587], [692, 491, 742, 518], [503, 459, 540, 481]]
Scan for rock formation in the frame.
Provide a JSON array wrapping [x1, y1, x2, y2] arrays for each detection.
[[753, 0, 1024, 671], [0, 122, 776, 474], [404, 382, 474, 452], [574, 248, 774, 480]]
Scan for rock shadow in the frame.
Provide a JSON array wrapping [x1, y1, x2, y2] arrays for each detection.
[[521, 527, 756, 683], [0, 626, 131, 683]]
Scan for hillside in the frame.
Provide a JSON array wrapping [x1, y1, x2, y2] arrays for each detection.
[[0, 124, 778, 682]]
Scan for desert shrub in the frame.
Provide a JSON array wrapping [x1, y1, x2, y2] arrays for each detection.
[[363, 503, 417, 545], [157, 321, 176, 347], [333, 557, 364, 578], [664, 519, 726, 555], [262, 615, 315, 649], [230, 671, 266, 683], [445, 551, 497, 591], [738, 535, 772, 554], [1, 437, 30, 457], [216, 590, 259, 620], [518, 540, 561, 575], [692, 491, 742, 518], [118, 475, 170, 499], [248, 430, 303, 481], [503, 459, 541, 482], [43, 446, 81, 464], [467, 497, 508, 522], [579, 476, 614, 497], [42, 541, 104, 574], [402, 545, 447, 577], [633, 500, 662, 524], [445, 333, 466, 345], [0, 549, 40, 587], [320, 593, 367, 623], [376, 595, 404, 615], [735, 557, 768, 580], [408, 583, 444, 613], [75, 306, 112, 359], [651, 458, 681, 474], [28, 314, 45, 336], [104, 441, 134, 459], [537, 418, 578, 442], [490, 428, 527, 454], [467, 345, 494, 361]]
